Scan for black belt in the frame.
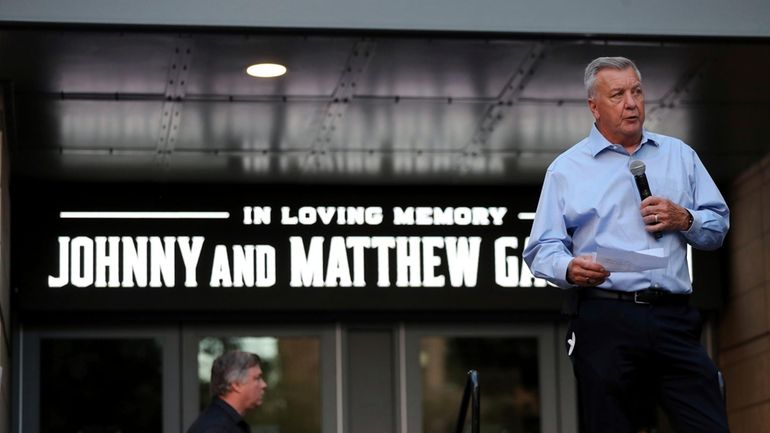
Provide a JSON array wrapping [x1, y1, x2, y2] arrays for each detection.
[[581, 287, 689, 305]]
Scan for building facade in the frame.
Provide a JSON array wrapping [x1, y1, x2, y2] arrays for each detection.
[[2, 1, 770, 432]]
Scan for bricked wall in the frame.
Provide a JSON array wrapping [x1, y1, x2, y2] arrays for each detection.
[[719, 154, 770, 432]]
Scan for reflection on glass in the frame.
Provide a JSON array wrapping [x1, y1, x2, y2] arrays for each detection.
[[197, 336, 321, 433], [40, 338, 163, 433], [420, 337, 540, 433]]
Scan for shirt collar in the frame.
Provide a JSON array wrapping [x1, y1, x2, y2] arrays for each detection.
[[213, 396, 245, 425], [587, 123, 658, 157]]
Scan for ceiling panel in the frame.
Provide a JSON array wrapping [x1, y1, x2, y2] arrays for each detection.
[[184, 35, 358, 97], [2, 28, 769, 185], [355, 38, 533, 99], [175, 100, 327, 151], [14, 98, 164, 150], [331, 98, 489, 151], [0, 30, 174, 94], [520, 41, 712, 102], [485, 102, 592, 153]]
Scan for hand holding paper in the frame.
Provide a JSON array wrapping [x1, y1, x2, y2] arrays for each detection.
[[594, 246, 667, 272]]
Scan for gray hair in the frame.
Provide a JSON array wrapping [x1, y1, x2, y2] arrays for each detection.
[[209, 350, 262, 398], [584, 57, 642, 97]]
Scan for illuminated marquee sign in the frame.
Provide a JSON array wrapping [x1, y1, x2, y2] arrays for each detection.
[[13, 183, 720, 313], [45, 205, 545, 289]]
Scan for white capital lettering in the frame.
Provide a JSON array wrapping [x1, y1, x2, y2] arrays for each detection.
[[178, 236, 204, 287], [289, 237, 325, 287], [445, 237, 481, 287], [48, 237, 71, 288], [494, 237, 519, 287]]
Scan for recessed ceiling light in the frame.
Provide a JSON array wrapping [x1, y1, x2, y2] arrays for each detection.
[[246, 63, 287, 78]]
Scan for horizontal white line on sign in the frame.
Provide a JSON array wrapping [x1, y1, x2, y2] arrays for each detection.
[[517, 212, 536, 220], [60, 211, 230, 219]]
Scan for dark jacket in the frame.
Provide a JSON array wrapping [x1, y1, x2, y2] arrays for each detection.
[[186, 397, 251, 433]]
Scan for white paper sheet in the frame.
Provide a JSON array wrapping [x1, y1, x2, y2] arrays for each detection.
[[594, 246, 667, 272]]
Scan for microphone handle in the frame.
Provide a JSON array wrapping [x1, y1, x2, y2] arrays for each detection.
[[634, 174, 663, 239], [634, 174, 652, 200]]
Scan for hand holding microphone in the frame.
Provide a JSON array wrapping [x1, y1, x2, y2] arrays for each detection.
[[629, 160, 693, 238]]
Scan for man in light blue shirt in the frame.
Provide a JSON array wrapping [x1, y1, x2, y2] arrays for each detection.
[[523, 57, 730, 433]]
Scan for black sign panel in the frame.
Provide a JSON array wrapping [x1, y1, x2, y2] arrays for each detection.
[[13, 182, 565, 314]]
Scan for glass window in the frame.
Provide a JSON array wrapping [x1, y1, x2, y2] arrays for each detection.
[[420, 336, 540, 433], [39, 338, 163, 433], [195, 336, 322, 433], [405, 326, 561, 433]]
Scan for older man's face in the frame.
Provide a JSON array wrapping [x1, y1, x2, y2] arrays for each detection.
[[236, 365, 267, 411], [588, 67, 645, 149]]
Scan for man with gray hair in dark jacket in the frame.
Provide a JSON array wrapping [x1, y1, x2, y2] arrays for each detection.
[[187, 350, 268, 433]]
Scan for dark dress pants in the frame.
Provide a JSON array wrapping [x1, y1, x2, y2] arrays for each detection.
[[567, 299, 730, 433]]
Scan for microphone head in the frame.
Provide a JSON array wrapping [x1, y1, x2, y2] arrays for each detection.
[[629, 159, 646, 176]]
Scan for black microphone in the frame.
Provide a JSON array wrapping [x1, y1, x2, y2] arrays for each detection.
[[629, 160, 662, 239]]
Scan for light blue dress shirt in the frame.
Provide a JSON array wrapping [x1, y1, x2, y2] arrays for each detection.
[[523, 124, 729, 294]]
